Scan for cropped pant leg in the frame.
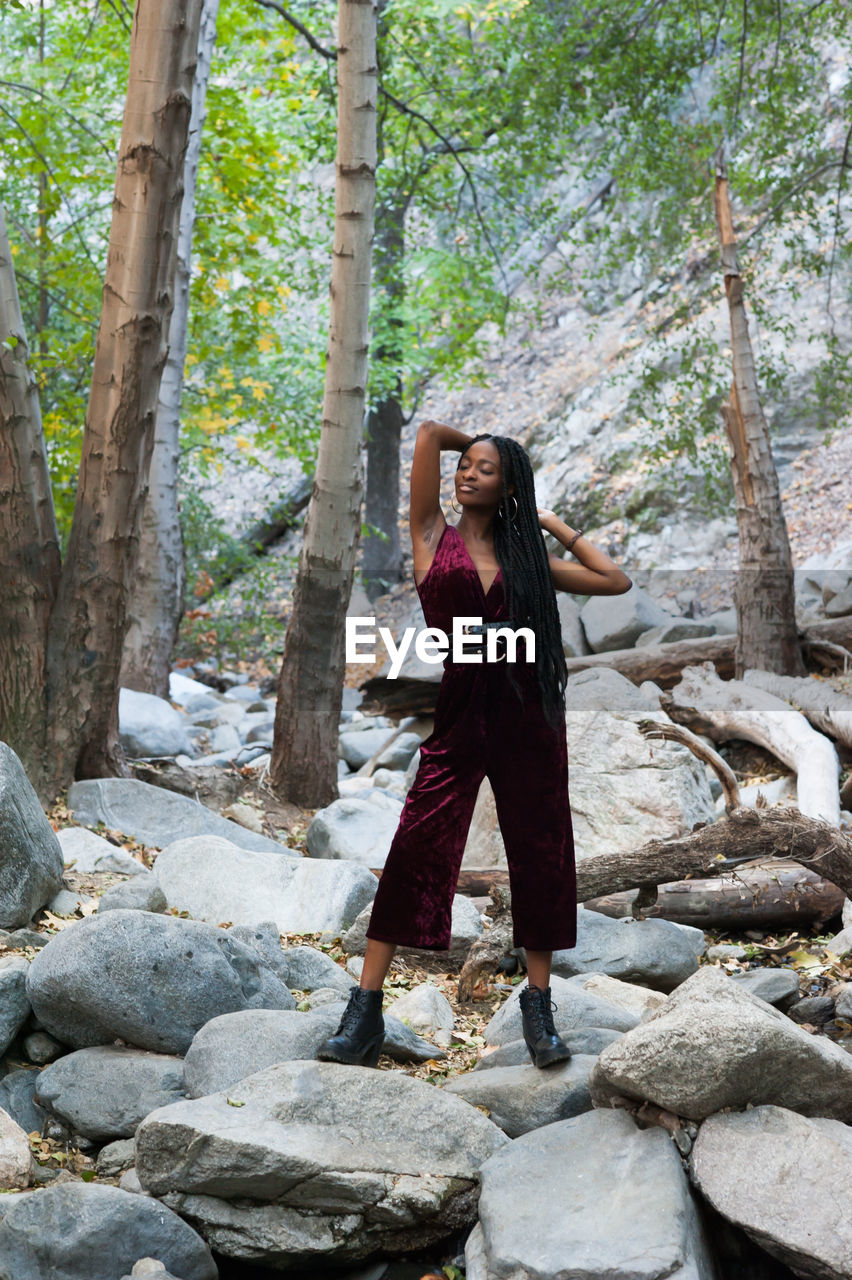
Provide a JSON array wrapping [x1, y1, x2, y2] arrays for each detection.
[[485, 670, 577, 952], [365, 668, 487, 950]]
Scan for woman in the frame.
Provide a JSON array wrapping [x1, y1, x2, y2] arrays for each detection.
[[318, 419, 632, 1069]]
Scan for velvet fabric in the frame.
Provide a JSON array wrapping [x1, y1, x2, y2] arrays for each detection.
[[365, 521, 577, 952]]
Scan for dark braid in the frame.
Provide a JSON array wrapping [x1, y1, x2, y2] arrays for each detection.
[[461, 433, 568, 729]]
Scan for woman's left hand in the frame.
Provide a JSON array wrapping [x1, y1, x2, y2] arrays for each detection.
[[537, 507, 557, 528]]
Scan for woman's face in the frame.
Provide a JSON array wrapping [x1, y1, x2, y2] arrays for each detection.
[[455, 440, 511, 510]]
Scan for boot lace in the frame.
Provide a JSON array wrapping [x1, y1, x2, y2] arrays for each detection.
[[337, 989, 370, 1034], [524, 988, 558, 1038]]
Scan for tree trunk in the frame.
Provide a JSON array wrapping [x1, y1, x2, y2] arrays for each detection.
[[270, 0, 377, 807], [0, 202, 61, 778], [40, 0, 203, 796], [713, 151, 804, 679], [121, 0, 220, 698], [362, 198, 406, 601]]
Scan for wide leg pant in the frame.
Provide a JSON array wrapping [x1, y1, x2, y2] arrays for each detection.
[[365, 661, 577, 952]]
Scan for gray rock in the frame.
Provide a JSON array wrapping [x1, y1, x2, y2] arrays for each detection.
[[183, 1003, 443, 1098], [550, 907, 700, 991], [153, 836, 376, 934], [580, 584, 674, 652], [305, 793, 404, 866], [691, 1105, 852, 1280], [226, 922, 288, 982], [119, 688, 194, 759], [57, 827, 147, 875], [375, 732, 422, 771], [473, 1027, 623, 1070], [47, 887, 94, 916], [729, 967, 800, 1007], [337, 725, 397, 768], [827, 927, 852, 957], [35, 1047, 186, 1140], [836, 982, 852, 1019], [96, 1137, 137, 1178], [300, 987, 347, 1010], [120, 1262, 183, 1280], [273, 944, 355, 994], [467, 1109, 716, 1280], [0, 742, 65, 930], [0, 956, 30, 1056], [565, 973, 668, 1019], [0, 927, 47, 950], [443, 1056, 596, 1137], [0, 1106, 31, 1190], [68, 777, 292, 854], [22, 1031, 62, 1066], [787, 995, 836, 1025], [0, 1182, 216, 1280], [342, 893, 483, 960], [591, 965, 852, 1121], [484, 976, 639, 1047], [634, 620, 718, 646], [386, 983, 454, 1048], [0, 1069, 48, 1136], [26, 909, 295, 1054], [706, 944, 748, 961], [136, 1059, 508, 1267], [98, 876, 168, 915], [560, 668, 717, 864]]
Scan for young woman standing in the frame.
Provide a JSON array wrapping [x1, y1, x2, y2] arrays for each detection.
[[318, 419, 632, 1069]]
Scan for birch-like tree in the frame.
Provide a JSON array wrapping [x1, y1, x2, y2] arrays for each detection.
[[120, 0, 221, 697], [0, 0, 203, 798], [270, 0, 377, 806]]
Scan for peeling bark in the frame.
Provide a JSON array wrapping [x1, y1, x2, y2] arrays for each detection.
[[121, 0, 220, 697], [713, 151, 805, 679], [271, 0, 378, 807], [40, 0, 204, 795], [0, 203, 61, 777]]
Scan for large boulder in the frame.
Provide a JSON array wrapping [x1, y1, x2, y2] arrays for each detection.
[[305, 793, 404, 866], [183, 1004, 443, 1098], [152, 837, 377, 935], [591, 965, 852, 1121], [0, 956, 30, 1056], [272, 944, 354, 994], [580, 584, 674, 652], [26, 910, 295, 1054], [561, 669, 717, 862], [0, 1182, 216, 1280], [0, 1070, 47, 1136], [484, 976, 639, 1046], [342, 893, 483, 960], [0, 1107, 31, 1190], [691, 1105, 852, 1280], [386, 983, 454, 1048], [98, 876, 168, 915], [550, 906, 702, 991], [136, 1059, 508, 1268], [0, 742, 64, 929], [466, 1109, 716, 1280], [118, 688, 194, 759], [443, 1057, 596, 1137], [34, 1047, 186, 1140], [68, 777, 292, 854], [472, 1027, 623, 1070]]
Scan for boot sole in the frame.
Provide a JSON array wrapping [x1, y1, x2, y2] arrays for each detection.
[[316, 1037, 383, 1068], [524, 1039, 573, 1069]]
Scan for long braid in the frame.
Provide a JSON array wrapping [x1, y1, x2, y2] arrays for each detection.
[[463, 433, 568, 729]]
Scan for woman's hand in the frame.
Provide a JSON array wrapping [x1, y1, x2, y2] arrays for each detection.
[[537, 507, 558, 529]]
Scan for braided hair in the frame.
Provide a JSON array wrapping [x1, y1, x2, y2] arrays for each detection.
[[461, 433, 568, 729]]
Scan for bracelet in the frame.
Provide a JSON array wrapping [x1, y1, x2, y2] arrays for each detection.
[[566, 528, 584, 552]]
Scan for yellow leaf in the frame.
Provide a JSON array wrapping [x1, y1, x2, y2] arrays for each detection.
[[257, 299, 272, 317], [226, 1097, 245, 1107], [257, 334, 274, 354]]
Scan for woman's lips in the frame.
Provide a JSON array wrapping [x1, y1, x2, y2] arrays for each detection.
[[458, 485, 477, 492]]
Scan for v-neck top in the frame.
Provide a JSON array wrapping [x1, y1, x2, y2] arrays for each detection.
[[415, 522, 508, 635]]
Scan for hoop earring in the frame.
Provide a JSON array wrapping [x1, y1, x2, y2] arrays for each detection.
[[451, 496, 462, 514], [498, 495, 519, 522]]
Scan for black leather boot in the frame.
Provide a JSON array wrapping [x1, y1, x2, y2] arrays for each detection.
[[316, 987, 385, 1068], [519, 983, 572, 1068]]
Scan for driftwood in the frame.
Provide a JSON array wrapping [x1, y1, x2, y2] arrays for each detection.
[[741, 668, 852, 750], [360, 616, 852, 717], [457, 883, 514, 1003], [584, 862, 845, 931], [661, 662, 840, 823], [196, 474, 313, 600]]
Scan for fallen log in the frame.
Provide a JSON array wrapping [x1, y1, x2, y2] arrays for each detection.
[[195, 474, 313, 601], [661, 663, 840, 823], [742, 669, 852, 750], [583, 861, 845, 931]]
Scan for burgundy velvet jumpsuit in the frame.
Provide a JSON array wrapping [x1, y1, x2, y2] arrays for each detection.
[[365, 521, 578, 953]]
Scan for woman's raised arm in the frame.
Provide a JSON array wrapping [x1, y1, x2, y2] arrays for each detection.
[[409, 419, 473, 544]]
